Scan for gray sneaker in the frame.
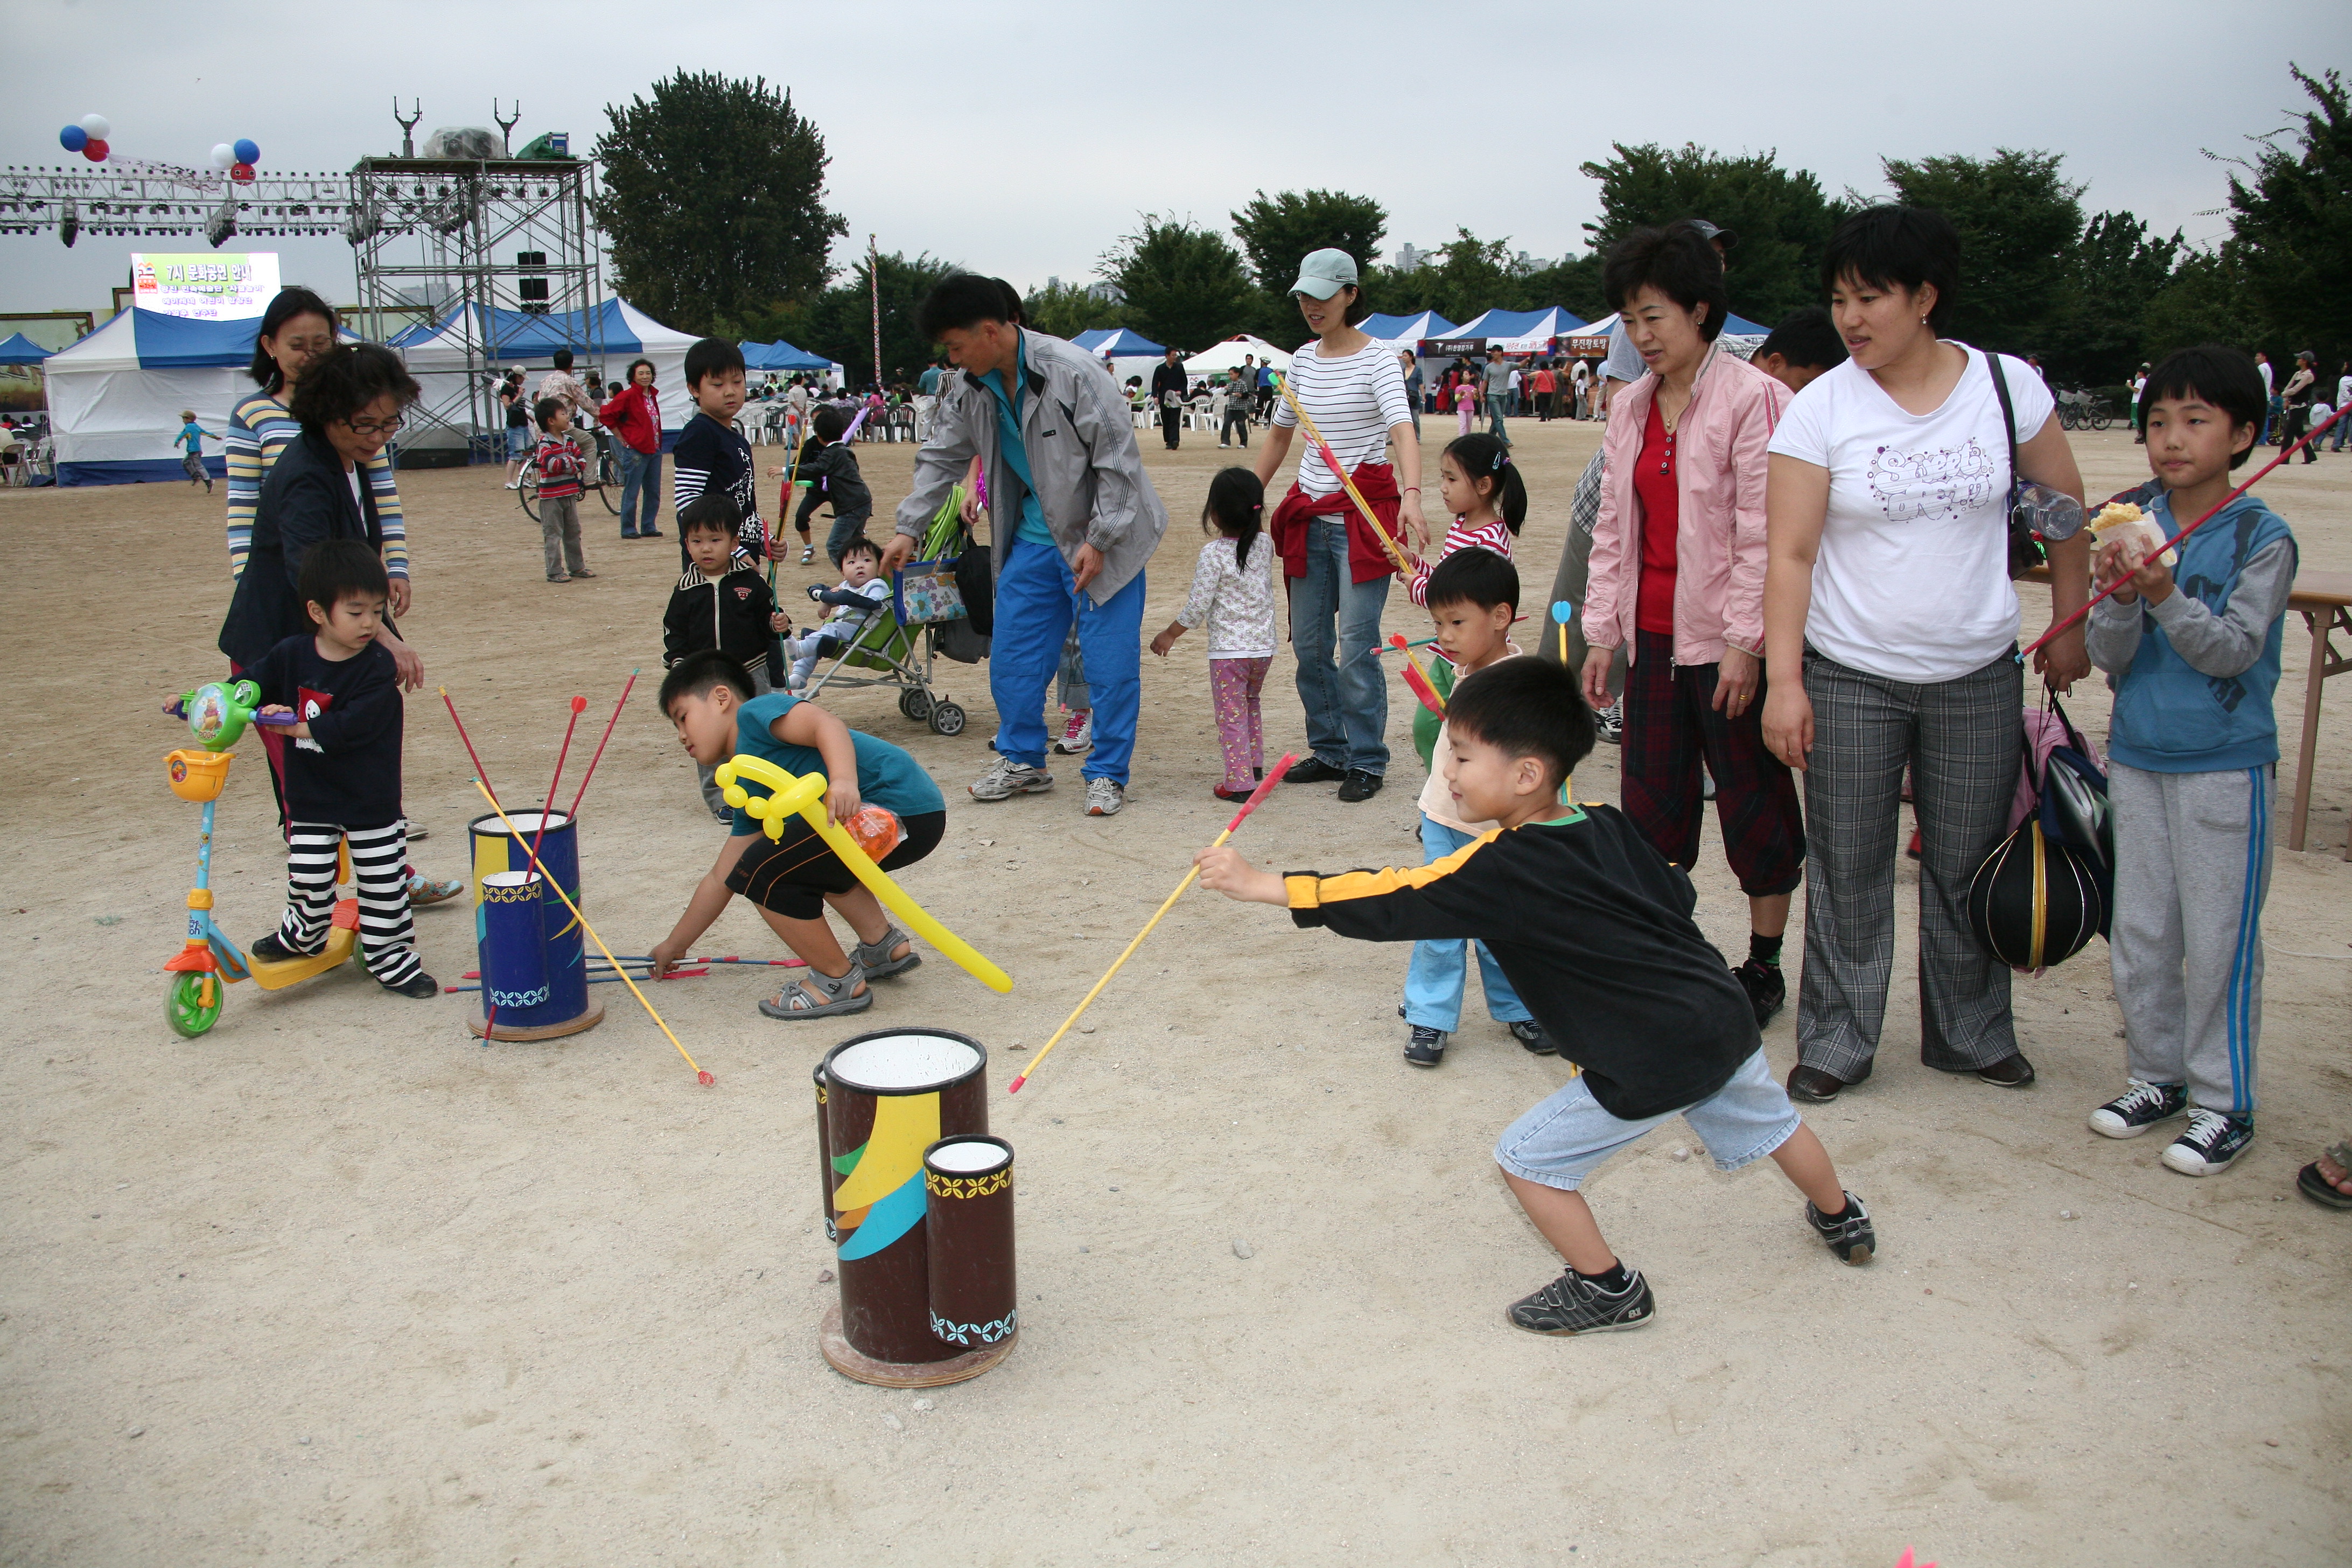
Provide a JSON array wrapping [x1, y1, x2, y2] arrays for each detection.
[[1506, 1268, 1655, 1335], [1084, 777, 1125, 816], [970, 756, 1053, 801]]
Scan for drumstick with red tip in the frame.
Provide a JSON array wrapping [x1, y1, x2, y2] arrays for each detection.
[[1009, 755, 1294, 1094], [568, 669, 639, 818], [1388, 633, 1447, 717]]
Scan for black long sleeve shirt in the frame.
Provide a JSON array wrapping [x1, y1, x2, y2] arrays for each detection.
[[246, 634, 404, 826], [1285, 804, 1760, 1121]]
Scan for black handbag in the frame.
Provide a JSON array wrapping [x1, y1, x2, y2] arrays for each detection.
[[1983, 348, 2047, 578], [1966, 694, 2113, 972]]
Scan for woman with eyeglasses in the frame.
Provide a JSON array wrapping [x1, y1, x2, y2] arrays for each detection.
[[217, 342, 461, 898]]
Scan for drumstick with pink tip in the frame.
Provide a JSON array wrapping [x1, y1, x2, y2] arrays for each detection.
[[1009, 755, 1295, 1094]]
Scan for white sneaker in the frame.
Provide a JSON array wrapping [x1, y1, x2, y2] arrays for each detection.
[[1084, 777, 1125, 816], [1052, 711, 1093, 754], [970, 756, 1053, 801], [1597, 699, 1624, 746]]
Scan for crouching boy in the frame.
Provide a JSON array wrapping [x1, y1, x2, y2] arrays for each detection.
[[1195, 657, 1874, 1334]]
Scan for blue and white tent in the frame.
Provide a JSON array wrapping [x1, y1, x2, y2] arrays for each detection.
[[0, 332, 55, 365], [44, 309, 338, 485], [1070, 327, 1165, 359], [1356, 310, 1458, 349], [741, 338, 832, 373], [392, 298, 702, 450], [1445, 307, 1587, 352]]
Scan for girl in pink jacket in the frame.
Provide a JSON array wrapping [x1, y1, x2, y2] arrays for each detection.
[[1579, 223, 1804, 1030]]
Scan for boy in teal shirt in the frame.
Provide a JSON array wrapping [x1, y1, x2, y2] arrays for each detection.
[[650, 650, 947, 1018], [178, 410, 220, 492], [2085, 345, 2297, 1177]]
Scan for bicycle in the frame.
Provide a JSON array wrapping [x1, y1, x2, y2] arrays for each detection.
[[2055, 388, 2115, 432]]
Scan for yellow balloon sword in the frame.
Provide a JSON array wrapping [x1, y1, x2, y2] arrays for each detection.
[[715, 754, 1012, 994]]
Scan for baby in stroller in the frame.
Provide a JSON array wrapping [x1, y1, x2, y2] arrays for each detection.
[[785, 536, 892, 690]]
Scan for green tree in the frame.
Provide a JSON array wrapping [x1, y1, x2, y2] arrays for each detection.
[[1101, 216, 1254, 353], [746, 250, 959, 388], [1579, 143, 1843, 325], [2223, 65, 2352, 373], [1230, 188, 1388, 337], [2041, 211, 2182, 384], [1366, 228, 1518, 326], [1019, 279, 1132, 341], [2138, 246, 2262, 362], [592, 71, 847, 335], [1879, 149, 2083, 355]]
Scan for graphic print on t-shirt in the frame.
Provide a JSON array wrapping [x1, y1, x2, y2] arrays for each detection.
[[1865, 437, 1999, 525], [295, 687, 332, 753]]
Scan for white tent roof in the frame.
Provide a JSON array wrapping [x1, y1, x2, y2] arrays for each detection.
[[1358, 310, 1455, 349], [1184, 335, 1291, 376], [393, 299, 701, 444]]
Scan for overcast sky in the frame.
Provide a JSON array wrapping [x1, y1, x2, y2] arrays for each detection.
[[8, 0, 2347, 320]]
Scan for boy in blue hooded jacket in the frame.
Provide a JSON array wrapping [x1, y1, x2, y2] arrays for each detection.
[[2084, 344, 2296, 1178]]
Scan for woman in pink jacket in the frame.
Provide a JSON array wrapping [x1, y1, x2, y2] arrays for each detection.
[[1579, 223, 1804, 1027]]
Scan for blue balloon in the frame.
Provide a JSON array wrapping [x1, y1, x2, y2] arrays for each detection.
[[232, 138, 260, 165], [59, 124, 87, 152]]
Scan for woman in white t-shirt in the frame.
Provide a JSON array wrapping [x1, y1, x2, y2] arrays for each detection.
[[1760, 206, 2091, 1105], [1255, 247, 1429, 802]]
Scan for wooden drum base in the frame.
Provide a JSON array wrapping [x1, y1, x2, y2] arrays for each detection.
[[467, 999, 605, 1041], [819, 1302, 1017, 1388]]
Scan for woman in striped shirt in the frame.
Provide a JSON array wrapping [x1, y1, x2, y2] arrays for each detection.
[[227, 288, 417, 687], [1255, 248, 1428, 803]]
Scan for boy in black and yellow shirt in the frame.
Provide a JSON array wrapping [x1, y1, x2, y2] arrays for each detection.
[[1196, 657, 1876, 1335]]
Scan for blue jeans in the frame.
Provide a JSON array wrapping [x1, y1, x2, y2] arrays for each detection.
[[1486, 394, 1510, 443], [1402, 814, 1530, 1032], [617, 445, 660, 536], [988, 537, 1143, 783], [1287, 516, 1390, 775]]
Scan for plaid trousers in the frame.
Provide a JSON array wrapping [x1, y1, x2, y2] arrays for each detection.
[[1620, 630, 1804, 897], [1796, 648, 2021, 1078]]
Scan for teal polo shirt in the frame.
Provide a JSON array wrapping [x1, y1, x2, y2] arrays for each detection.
[[978, 337, 1055, 547]]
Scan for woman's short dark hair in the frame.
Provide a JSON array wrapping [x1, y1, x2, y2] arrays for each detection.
[[916, 274, 1014, 340], [249, 286, 339, 391], [624, 357, 656, 387], [286, 343, 419, 431], [2138, 344, 2267, 466], [1601, 225, 1730, 342], [1821, 206, 1961, 333]]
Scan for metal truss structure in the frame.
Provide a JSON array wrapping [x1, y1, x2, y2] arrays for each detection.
[[0, 152, 606, 460]]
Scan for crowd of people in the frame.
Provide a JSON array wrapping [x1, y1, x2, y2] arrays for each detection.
[[190, 203, 2347, 1349]]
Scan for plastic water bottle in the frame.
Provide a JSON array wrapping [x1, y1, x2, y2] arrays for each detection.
[[2017, 481, 2086, 542]]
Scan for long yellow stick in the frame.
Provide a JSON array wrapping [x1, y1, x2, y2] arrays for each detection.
[[1276, 375, 1416, 575], [1007, 754, 1295, 1093], [470, 777, 714, 1085]]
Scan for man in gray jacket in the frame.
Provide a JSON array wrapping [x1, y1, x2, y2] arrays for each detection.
[[884, 274, 1169, 817]]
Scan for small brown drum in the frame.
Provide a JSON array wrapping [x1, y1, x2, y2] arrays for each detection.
[[924, 1136, 1017, 1352]]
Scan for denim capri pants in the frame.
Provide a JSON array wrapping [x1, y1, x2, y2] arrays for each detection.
[[1494, 1048, 1800, 1191]]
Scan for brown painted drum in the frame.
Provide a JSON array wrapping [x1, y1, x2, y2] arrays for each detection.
[[813, 1063, 836, 1243], [923, 1136, 1016, 1352], [822, 1030, 988, 1367]]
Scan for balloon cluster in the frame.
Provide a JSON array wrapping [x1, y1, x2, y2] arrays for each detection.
[[56, 113, 110, 163], [211, 137, 262, 183]]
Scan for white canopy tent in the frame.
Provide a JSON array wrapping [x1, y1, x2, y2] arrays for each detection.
[[1446, 307, 1587, 353], [1183, 335, 1290, 379], [390, 298, 701, 451]]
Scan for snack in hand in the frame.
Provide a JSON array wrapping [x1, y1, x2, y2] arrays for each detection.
[[2089, 501, 2178, 569]]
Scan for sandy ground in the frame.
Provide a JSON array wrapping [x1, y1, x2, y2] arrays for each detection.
[[1, 405, 2347, 1567]]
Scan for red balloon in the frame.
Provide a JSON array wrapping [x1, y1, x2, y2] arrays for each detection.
[[230, 162, 255, 183], [81, 139, 108, 162]]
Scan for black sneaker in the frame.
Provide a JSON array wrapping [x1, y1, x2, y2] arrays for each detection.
[[1336, 768, 1384, 802], [1506, 1268, 1655, 1335], [1806, 1191, 1875, 1264], [2087, 1079, 2188, 1139], [249, 930, 319, 963], [1508, 1019, 1556, 1056], [1282, 757, 1347, 785], [1733, 959, 1786, 1026], [1404, 1025, 1446, 1067], [1595, 701, 1623, 746], [2161, 1109, 2253, 1177], [381, 971, 440, 998]]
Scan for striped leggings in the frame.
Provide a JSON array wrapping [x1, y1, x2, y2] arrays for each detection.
[[280, 821, 420, 986]]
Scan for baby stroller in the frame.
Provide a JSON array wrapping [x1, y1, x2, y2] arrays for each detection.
[[799, 484, 984, 737]]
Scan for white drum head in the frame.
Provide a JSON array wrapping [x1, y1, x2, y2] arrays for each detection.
[[830, 1033, 982, 1092], [927, 1138, 1010, 1175], [482, 870, 540, 890], [490, 811, 570, 836]]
